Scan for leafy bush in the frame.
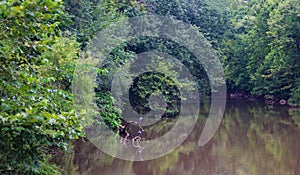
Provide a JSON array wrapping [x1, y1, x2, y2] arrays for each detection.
[[0, 0, 145, 173], [0, 1, 82, 174], [289, 81, 300, 105]]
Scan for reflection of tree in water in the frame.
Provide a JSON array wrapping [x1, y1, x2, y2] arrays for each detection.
[[290, 109, 300, 127], [212, 100, 300, 175], [52, 100, 300, 175]]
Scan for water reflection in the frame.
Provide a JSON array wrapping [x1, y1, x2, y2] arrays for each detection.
[[53, 100, 300, 175]]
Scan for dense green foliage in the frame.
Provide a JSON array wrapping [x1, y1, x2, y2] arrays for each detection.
[[146, 0, 233, 49], [0, 0, 83, 174], [0, 0, 141, 174], [63, 0, 145, 48], [0, 0, 299, 174], [0, 0, 145, 173], [222, 0, 300, 104], [143, 0, 299, 104]]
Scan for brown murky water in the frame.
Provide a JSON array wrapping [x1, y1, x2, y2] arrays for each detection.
[[53, 100, 300, 175]]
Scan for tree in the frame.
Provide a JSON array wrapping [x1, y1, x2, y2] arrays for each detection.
[[0, 1, 82, 174], [222, 0, 300, 103]]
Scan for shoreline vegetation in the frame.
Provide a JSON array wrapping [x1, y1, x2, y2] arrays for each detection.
[[1, 0, 299, 174], [228, 93, 300, 107]]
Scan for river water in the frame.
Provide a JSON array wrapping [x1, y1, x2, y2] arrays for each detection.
[[53, 99, 300, 175]]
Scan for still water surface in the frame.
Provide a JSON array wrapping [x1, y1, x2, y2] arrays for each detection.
[[54, 100, 300, 175]]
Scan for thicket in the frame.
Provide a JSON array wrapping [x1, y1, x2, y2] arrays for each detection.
[[1, 0, 299, 174], [0, 0, 145, 174], [145, 0, 300, 104], [0, 0, 83, 174], [221, 0, 300, 104]]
